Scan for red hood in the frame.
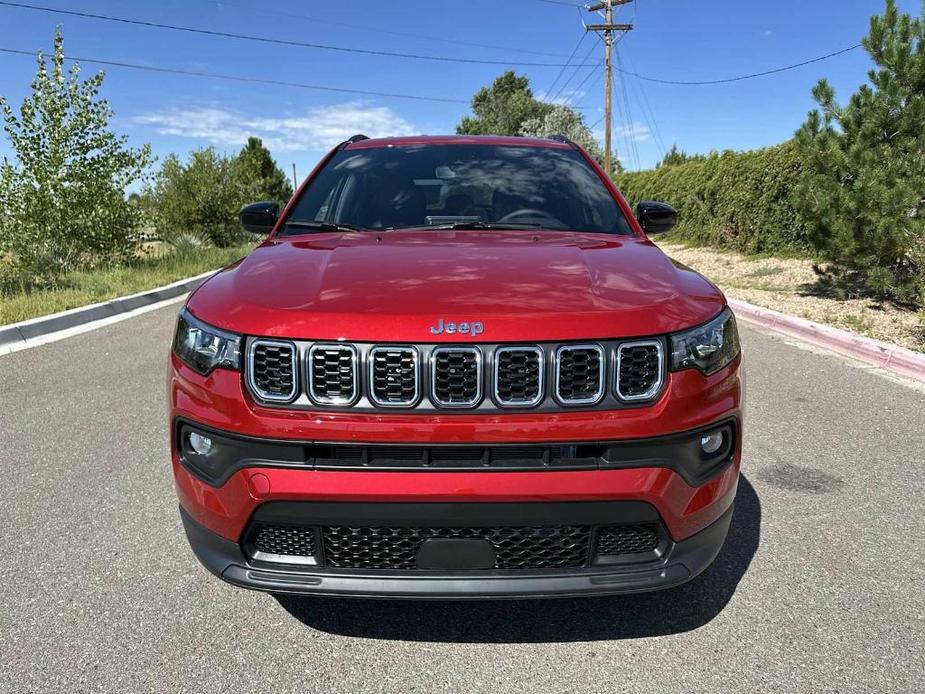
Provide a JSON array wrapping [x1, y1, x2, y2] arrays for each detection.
[[187, 231, 725, 342]]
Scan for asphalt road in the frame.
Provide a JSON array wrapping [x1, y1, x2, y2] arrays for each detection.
[[1, 303, 923, 694]]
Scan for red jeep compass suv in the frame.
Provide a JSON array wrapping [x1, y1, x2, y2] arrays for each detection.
[[170, 134, 742, 598]]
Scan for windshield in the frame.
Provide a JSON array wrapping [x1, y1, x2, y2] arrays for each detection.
[[282, 144, 634, 235]]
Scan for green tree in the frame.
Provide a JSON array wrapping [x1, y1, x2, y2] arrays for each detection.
[[148, 148, 243, 247], [233, 137, 293, 205], [520, 104, 604, 160], [457, 71, 553, 135], [794, 0, 925, 303], [0, 29, 152, 280], [657, 144, 700, 168]]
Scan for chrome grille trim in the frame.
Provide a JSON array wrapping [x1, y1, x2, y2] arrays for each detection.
[[246, 339, 298, 403], [368, 346, 420, 407], [430, 346, 482, 408], [307, 343, 359, 406], [554, 344, 605, 406], [493, 346, 545, 408], [244, 338, 666, 412], [614, 339, 665, 402]]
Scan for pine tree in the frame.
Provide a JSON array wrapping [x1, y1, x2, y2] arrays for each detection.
[[232, 137, 293, 205], [793, 0, 925, 303]]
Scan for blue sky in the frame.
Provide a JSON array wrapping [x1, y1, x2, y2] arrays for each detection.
[[0, 0, 919, 179]]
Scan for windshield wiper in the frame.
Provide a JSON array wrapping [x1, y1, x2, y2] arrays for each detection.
[[284, 220, 367, 233], [386, 222, 544, 231]]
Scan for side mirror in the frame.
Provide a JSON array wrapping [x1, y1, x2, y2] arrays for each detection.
[[635, 201, 678, 235], [239, 201, 279, 234]]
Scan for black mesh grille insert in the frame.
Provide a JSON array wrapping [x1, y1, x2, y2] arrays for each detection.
[[251, 342, 295, 399], [596, 524, 660, 555], [495, 348, 542, 405], [252, 524, 316, 557], [556, 346, 603, 403], [323, 525, 591, 569], [617, 343, 662, 399], [309, 345, 357, 404], [370, 348, 417, 405], [432, 348, 480, 406]]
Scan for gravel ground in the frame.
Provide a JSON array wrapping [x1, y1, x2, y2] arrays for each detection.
[[1, 303, 923, 693], [657, 241, 925, 353]]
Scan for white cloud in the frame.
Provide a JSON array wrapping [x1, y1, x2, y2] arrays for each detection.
[[590, 121, 650, 144], [615, 122, 651, 142], [134, 102, 417, 152]]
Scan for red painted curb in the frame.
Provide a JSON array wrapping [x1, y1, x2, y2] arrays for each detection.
[[727, 298, 925, 383]]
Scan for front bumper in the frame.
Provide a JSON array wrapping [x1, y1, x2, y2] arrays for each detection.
[[170, 352, 742, 597], [181, 503, 734, 599]]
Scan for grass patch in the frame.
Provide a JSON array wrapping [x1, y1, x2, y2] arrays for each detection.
[[840, 314, 875, 335], [746, 265, 784, 278], [0, 242, 256, 326]]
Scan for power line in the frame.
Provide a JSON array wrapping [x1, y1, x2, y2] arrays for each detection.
[[615, 45, 640, 170], [188, 0, 574, 59], [549, 37, 599, 102], [0, 1, 600, 68], [620, 44, 863, 85], [545, 31, 589, 98], [0, 44, 598, 111], [530, 0, 585, 7], [0, 46, 470, 104], [569, 59, 605, 102], [624, 51, 666, 157]]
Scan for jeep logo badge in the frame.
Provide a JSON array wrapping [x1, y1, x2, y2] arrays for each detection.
[[430, 319, 484, 337]]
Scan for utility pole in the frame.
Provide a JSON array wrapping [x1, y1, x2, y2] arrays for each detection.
[[291, 162, 298, 192], [586, 0, 633, 176]]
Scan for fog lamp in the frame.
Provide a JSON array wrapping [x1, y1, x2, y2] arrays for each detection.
[[700, 431, 724, 455], [188, 431, 213, 456]]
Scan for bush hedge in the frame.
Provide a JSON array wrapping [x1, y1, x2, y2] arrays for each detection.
[[615, 142, 811, 256]]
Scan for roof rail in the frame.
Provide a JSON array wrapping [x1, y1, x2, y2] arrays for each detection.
[[547, 134, 573, 145], [338, 134, 370, 149]]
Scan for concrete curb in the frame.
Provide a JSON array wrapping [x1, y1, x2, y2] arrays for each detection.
[[0, 269, 216, 350], [728, 298, 925, 383]]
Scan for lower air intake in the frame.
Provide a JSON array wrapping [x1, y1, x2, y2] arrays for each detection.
[[322, 525, 591, 570], [596, 523, 660, 556], [252, 524, 316, 558]]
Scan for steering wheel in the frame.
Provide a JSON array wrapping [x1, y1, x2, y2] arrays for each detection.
[[497, 208, 565, 228]]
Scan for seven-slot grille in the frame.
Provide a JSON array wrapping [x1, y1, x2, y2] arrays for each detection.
[[494, 347, 544, 407], [431, 347, 481, 407], [555, 345, 605, 405], [308, 344, 358, 405], [369, 346, 419, 406], [246, 339, 665, 409], [248, 340, 297, 401], [616, 341, 663, 401]]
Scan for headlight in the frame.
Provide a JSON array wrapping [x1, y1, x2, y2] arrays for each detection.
[[669, 308, 740, 375], [173, 308, 241, 375]]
